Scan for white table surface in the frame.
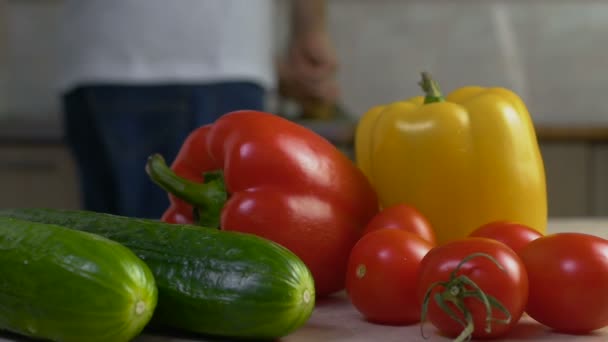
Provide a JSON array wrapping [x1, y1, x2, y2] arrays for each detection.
[[1, 218, 607, 342]]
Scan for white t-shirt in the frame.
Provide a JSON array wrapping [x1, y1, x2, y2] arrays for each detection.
[[55, 0, 276, 92]]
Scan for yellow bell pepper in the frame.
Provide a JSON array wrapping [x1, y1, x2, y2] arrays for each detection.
[[355, 72, 547, 244]]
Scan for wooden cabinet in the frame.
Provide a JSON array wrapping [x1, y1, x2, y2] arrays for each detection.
[[537, 125, 608, 217], [540, 142, 590, 217], [594, 144, 608, 215], [0, 143, 80, 209], [0, 130, 607, 218]]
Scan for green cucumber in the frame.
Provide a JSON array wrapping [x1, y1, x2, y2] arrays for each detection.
[[0, 216, 157, 342], [0, 208, 315, 339]]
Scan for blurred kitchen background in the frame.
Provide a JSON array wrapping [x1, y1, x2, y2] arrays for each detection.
[[1, 0, 607, 217]]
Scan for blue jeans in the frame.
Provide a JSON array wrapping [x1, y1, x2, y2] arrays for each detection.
[[62, 82, 265, 219]]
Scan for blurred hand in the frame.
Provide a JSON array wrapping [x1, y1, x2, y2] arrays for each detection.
[[278, 30, 340, 104]]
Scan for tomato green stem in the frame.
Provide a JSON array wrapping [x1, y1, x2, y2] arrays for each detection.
[[419, 72, 445, 104], [419, 253, 512, 342], [145, 153, 227, 228]]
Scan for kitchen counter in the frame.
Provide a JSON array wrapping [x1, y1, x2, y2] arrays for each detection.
[[0, 118, 63, 144], [137, 218, 606, 342], [536, 125, 608, 142], [131, 218, 608, 342], [3, 117, 608, 144], [281, 217, 608, 342], [3, 218, 603, 342]]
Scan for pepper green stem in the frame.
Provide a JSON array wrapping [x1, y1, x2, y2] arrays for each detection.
[[145, 153, 227, 228], [418, 71, 445, 104]]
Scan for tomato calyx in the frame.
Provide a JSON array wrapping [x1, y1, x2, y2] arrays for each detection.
[[420, 253, 512, 342]]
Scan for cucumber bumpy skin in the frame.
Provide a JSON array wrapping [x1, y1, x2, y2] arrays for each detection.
[[0, 208, 316, 339], [0, 216, 157, 342]]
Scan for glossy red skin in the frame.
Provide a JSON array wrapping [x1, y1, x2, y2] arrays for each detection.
[[162, 110, 379, 296], [417, 238, 528, 339], [222, 188, 362, 297], [362, 203, 436, 245], [469, 221, 542, 256], [346, 229, 433, 325], [520, 233, 608, 334]]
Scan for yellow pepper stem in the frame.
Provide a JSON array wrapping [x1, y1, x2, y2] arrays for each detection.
[[419, 72, 445, 104]]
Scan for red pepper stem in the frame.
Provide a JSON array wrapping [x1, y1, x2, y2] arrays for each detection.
[[419, 71, 445, 104], [145, 153, 226, 228]]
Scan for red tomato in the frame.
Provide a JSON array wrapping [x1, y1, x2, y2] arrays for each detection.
[[469, 221, 542, 255], [519, 232, 608, 334], [362, 203, 436, 245], [416, 238, 528, 340], [346, 228, 433, 325]]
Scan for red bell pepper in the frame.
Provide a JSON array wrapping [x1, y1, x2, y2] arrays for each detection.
[[146, 110, 379, 296]]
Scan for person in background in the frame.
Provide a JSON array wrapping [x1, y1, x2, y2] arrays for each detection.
[[56, 0, 340, 219]]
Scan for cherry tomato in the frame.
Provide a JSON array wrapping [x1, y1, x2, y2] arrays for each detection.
[[416, 237, 528, 340], [362, 203, 436, 245], [519, 232, 608, 334], [469, 220, 542, 255], [346, 228, 433, 325]]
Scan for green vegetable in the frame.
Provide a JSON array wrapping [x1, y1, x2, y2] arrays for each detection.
[[0, 217, 157, 342], [0, 208, 315, 339]]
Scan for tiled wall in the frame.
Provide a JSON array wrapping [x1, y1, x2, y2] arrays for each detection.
[[2, 1, 608, 126], [0, 0, 7, 112], [2, 0, 608, 217], [327, 1, 608, 124], [0, 0, 63, 121]]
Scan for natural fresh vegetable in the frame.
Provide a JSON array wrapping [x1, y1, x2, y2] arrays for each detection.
[[346, 229, 433, 325], [519, 232, 608, 334], [0, 216, 157, 342], [469, 220, 542, 255], [146, 110, 379, 296], [417, 237, 528, 341], [362, 203, 436, 245], [355, 72, 547, 244], [0, 208, 315, 339]]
